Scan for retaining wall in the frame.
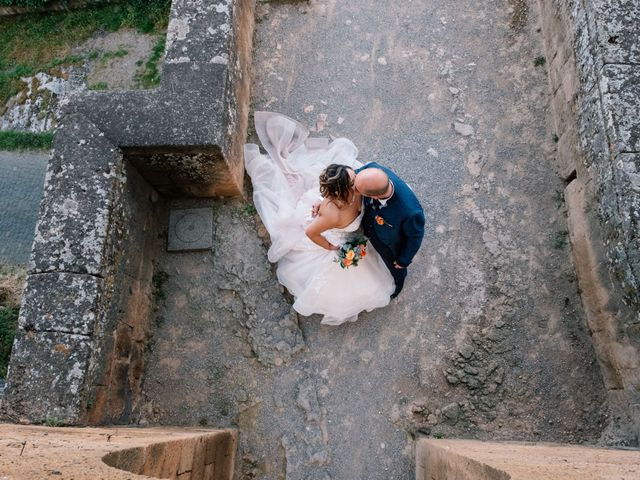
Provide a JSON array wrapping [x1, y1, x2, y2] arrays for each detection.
[[0, 0, 255, 425], [538, 0, 640, 445]]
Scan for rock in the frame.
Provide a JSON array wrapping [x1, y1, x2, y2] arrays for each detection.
[[442, 402, 461, 425], [446, 375, 460, 385], [454, 121, 474, 136], [464, 366, 479, 375], [486, 329, 502, 342], [296, 379, 321, 422], [459, 344, 475, 359]]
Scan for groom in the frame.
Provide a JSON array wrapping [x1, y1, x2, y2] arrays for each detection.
[[352, 163, 425, 298]]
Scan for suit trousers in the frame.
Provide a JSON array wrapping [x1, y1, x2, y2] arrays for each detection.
[[368, 233, 407, 296]]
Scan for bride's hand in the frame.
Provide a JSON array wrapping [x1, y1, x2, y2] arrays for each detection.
[[311, 202, 321, 217]]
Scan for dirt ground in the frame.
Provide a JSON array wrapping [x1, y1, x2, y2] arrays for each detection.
[[140, 0, 609, 479]]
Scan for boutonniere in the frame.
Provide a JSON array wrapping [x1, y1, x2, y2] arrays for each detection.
[[375, 215, 393, 227]]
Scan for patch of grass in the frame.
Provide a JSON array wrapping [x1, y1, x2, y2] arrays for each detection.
[[0, 306, 19, 379], [44, 416, 63, 427], [152, 270, 170, 302], [88, 81, 108, 91], [0, 0, 171, 104], [135, 38, 165, 89], [0, 1, 51, 6], [101, 47, 129, 61], [554, 190, 565, 209], [552, 230, 569, 249], [0, 130, 53, 150], [534, 56, 546, 67], [552, 133, 559, 143], [432, 432, 444, 439]]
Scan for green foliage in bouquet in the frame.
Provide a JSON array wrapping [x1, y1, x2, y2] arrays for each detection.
[[334, 237, 368, 269]]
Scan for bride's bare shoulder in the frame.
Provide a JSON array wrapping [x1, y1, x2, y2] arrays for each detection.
[[319, 198, 340, 217]]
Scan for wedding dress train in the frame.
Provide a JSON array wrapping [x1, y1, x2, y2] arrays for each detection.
[[244, 112, 394, 325]]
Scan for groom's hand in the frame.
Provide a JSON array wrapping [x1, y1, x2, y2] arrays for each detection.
[[393, 261, 406, 269], [311, 202, 321, 217]]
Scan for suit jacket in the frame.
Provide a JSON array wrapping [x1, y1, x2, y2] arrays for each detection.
[[357, 162, 425, 267]]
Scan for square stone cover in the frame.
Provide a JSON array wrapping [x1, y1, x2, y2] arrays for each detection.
[[167, 208, 213, 252]]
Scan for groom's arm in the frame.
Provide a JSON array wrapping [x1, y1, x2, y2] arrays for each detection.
[[396, 210, 426, 267]]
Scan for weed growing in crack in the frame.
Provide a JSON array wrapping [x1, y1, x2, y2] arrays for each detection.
[[45, 416, 63, 427], [552, 133, 559, 143], [552, 231, 569, 249], [243, 203, 258, 216], [534, 56, 546, 67], [554, 190, 565, 209]]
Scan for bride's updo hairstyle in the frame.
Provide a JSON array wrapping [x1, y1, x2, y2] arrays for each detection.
[[319, 164, 353, 203]]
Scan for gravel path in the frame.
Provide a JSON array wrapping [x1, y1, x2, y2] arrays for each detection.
[[141, 1, 609, 478]]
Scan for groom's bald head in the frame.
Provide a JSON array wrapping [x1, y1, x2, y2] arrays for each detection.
[[354, 168, 390, 197]]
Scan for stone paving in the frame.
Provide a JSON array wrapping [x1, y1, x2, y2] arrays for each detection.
[[0, 151, 48, 267], [141, 0, 610, 478]]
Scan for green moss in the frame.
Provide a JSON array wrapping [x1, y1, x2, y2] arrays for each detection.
[[0, 130, 53, 150]]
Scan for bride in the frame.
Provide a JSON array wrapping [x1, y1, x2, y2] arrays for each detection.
[[244, 111, 394, 326]]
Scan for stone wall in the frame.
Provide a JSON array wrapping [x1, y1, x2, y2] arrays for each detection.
[[1, 0, 256, 425], [538, 0, 640, 445], [1, 115, 161, 425]]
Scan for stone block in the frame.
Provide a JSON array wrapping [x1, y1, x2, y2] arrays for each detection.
[[29, 114, 124, 276], [573, 3, 601, 96], [178, 438, 197, 475], [18, 273, 104, 335], [3, 330, 92, 424], [578, 84, 610, 169], [556, 123, 581, 179], [600, 64, 640, 155], [589, 0, 640, 64], [63, 0, 256, 198]]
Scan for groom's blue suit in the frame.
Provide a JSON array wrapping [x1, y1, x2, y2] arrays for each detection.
[[357, 162, 425, 297]]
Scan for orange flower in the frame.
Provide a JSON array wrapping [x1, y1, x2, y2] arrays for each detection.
[[360, 248, 367, 257], [375, 215, 385, 225], [343, 258, 353, 266], [345, 249, 355, 260]]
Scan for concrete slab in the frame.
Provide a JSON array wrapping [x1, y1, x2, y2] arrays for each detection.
[[168, 207, 214, 252]]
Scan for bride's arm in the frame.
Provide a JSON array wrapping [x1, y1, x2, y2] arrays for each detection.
[[305, 204, 340, 251]]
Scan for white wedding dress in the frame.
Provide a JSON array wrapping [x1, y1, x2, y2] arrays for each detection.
[[244, 111, 395, 325]]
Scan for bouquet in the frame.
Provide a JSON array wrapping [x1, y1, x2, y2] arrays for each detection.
[[335, 237, 368, 268]]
